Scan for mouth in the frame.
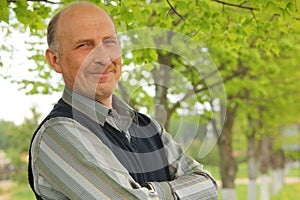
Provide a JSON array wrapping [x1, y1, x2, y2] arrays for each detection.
[[87, 67, 115, 79]]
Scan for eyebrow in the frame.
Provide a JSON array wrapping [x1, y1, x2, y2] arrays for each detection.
[[103, 35, 118, 40], [74, 39, 93, 45], [74, 35, 117, 44]]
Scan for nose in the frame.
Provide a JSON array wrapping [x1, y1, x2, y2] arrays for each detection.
[[92, 44, 111, 67]]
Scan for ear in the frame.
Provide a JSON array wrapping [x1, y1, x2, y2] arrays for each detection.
[[45, 49, 62, 73]]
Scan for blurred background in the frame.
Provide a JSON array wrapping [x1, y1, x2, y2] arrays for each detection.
[[1, 0, 300, 200]]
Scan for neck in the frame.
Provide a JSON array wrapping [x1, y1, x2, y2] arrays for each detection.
[[96, 95, 113, 109]]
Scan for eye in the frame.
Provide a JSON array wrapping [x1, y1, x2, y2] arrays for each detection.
[[77, 43, 87, 48], [104, 38, 117, 46], [76, 41, 93, 49]]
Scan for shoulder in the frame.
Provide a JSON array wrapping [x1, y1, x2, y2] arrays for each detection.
[[31, 117, 81, 145], [31, 117, 99, 155], [32, 98, 95, 145]]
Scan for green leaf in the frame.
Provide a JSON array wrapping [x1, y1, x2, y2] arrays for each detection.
[[143, 63, 155, 71], [0, 0, 9, 23], [212, 12, 220, 19], [200, 21, 211, 32], [177, 0, 189, 13], [197, 1, 210, 12]]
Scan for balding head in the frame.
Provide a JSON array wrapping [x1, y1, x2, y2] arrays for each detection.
[[47, 2, 113, 53], [45, 1, 122, 106]]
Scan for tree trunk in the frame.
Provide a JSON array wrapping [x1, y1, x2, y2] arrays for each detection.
[[246, 114, 260, 200], [217, 104, 238, 200], [248, 179, 257, 200], [260, 174, 270, 200], [259, 134, 271, 200], [247, 137, 259, 200], [270, 149, 285, 195], [152, 53, 172, 131]]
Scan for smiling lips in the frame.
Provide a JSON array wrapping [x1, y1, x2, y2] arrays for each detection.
[[87, 66, 115, 79], [90, 70, 112, 78]]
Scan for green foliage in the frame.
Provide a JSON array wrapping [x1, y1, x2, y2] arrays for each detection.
[[12, 0, 51, 33], [0, 0, 9, 23], [1, 107, 41, 183], [0, 120, 15, 150], [2, 0, 299, 126], [11, 185, 35, 200], [0, 183, 35, 200], [1, 0, 300, 190], [196, 145, 220, 166]]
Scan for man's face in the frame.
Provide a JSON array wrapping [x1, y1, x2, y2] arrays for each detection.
[[53, 5, 122, 104]]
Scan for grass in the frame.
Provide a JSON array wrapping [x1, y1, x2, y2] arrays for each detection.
[[286, 164, 300, 177], [0, 183, 34, 200], [216, 183, 300, 200], [10, 184, 35, 200], [271, 182, 300, 200], [204, 164, 300, 200], [205, 163, 249, 180]]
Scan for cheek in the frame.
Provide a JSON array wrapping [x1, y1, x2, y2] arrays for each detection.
[[117, 67, 122, 79], [110, 45, 122, 60], [65, 53, 87, 72], [60, 55, 82, 80], [115, 59, 122, 76]]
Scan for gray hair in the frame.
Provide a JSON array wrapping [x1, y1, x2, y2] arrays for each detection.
[[47, 10, 61, 53]]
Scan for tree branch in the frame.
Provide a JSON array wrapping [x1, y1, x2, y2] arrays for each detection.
[[211, 0, 259, 11], [166, 0, 185, 20], [7, 0, 62, 4]]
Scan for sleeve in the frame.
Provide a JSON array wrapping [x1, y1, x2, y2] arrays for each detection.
[[31, 117, 162, 200], [144, 121, 218, 200]]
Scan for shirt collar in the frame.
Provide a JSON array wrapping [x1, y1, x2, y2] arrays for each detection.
[[62, 87, 138, 126]]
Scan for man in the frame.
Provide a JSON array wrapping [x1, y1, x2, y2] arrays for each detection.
[[28, 2, 218, 199]]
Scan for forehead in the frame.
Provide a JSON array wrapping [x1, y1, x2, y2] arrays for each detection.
[[56, 4, 116, 41]]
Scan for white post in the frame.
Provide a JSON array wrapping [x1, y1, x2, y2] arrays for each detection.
[[247, 179, 257, 200], [222, 188, 237, 200], [260, 174, 269, 200]]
